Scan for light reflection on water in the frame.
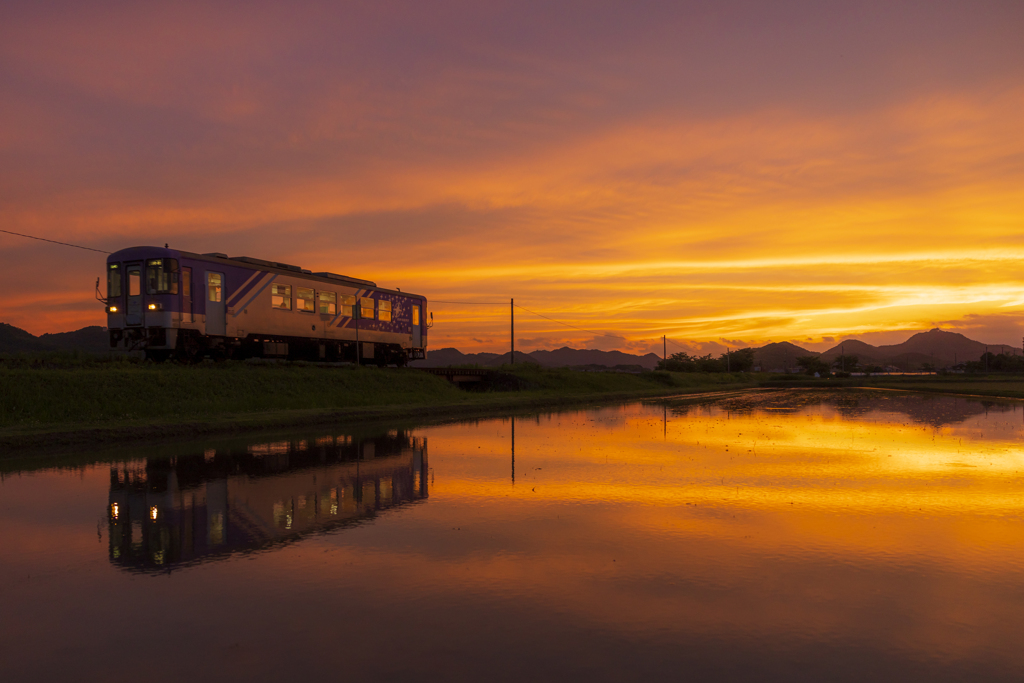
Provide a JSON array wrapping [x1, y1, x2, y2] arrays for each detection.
[[106, 432, 428, 571], [1, 389, 1024, 682]]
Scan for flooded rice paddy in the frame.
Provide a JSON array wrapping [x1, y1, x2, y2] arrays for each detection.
[[3, 389, 1024, 681]]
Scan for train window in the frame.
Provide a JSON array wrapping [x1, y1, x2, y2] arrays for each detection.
[[107, 264, 122, 298], [146, 259, 179, 294], [360, 297, 375, 319], [319, 291, 337, 315], [271, 283, 291, 310], [412, 305, 420, 326], [379, 299, 392, 322], [207, 272, 222, 302], [296, 287, 315, 312], [341, 295, 355, 317], [128, 270, 141, 297]]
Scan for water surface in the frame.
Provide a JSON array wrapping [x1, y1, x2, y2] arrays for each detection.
[[2, 389, 1024, 681]]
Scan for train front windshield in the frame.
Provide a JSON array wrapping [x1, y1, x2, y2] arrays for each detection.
[[107, 263, 122, 298], [146, 259, 179, 294]]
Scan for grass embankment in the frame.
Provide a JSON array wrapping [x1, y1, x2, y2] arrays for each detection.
[[758, 373, 1024, 399], [0, 359, 753, 449]]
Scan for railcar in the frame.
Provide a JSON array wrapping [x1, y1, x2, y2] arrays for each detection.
[[102, 246, 428, 364]]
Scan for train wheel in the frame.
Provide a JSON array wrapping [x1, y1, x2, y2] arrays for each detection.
[[212, 344, 235, 362], [175, 333, 203, 364], [145, 350, 171, 363]]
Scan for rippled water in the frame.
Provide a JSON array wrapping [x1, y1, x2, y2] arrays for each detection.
[[2, 389, 1024, 681]]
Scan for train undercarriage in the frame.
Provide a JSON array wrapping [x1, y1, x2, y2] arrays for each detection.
[[114, 328, 420, 366]]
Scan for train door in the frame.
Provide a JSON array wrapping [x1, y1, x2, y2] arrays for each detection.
[[206, 271, 225, 335], [126, 264, 143, 326], [319, 290, 336, 341], [412, 305, 421, 347], [182, 267, 193, 323]]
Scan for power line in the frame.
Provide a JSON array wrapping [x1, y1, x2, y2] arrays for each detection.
[[0, 234, 747, 355], [431, 300, 744, 355], [666, 337, 690, 351], [0, 229, 111, 254], [513, 303, 627, 340], [0, 238, 708, 351], [432, 300, 507, 305], [432, 299, 647, 344]]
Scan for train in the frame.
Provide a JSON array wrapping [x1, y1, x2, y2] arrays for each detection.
[[102, 246, 429, 364]]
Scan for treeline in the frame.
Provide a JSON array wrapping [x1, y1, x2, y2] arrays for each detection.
[[655, 348, 1024, 376], [656, 348, 755, 373], [796, 350, 1024, 376], [963, 351, 1024, 373]]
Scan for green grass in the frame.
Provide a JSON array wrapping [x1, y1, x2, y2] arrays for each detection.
[[495, 365, 751, 393], [0, 362, 757, 447], [756, 373, 1024, 399], [865, 376, 1024, 399], [0, 364, 465, 427]]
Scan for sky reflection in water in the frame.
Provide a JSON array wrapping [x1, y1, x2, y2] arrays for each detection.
[[1, 389, 1023, 682]]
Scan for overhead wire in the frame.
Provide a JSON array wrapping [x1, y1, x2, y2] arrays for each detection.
[[432, 300, 507, 305], [666, 337, 691, 351], [0, 229, 111, 254], [430, 298, 680, 345], [513, 303, 628, 340], [0, 231, 701, 351]]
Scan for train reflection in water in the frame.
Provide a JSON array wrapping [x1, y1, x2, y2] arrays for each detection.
[[107, 431, 428, 572]]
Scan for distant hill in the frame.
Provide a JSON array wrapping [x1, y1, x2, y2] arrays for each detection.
[[39, 326, 111, 354], [822, 338, 879, 361], [5, 322, 1017, 370], [821, 329, 1018, 369], [0, 323, 55, 353], [0, 323, 109, 355], [752, 341, 817, 372], [410, 348, 503, 367], [418, 328, 1020, 373]]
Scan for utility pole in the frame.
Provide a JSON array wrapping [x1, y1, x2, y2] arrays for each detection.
[[726, 345, 730, 372], [510, 298, 514, 365], [663, 335, 666, 361]]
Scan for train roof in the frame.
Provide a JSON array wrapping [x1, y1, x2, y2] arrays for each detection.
[[107, 246, 425, 300]]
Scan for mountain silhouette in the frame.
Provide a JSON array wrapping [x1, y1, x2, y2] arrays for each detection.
[[3, 321, 1017, 370], [422, 329, 1017, 371], [751, 342, 817, 372], [0, 323, 110, 354], [821, 329, 1018, 368]]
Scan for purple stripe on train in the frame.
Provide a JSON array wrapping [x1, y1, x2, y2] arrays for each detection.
[[226, 270, 264, 308]]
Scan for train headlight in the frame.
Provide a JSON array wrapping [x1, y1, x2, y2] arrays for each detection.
[[147, 303, 162, 311], [108, 305, 118, 313]]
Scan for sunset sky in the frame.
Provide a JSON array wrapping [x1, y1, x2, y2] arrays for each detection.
[[2, 0, 1022, 354]]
